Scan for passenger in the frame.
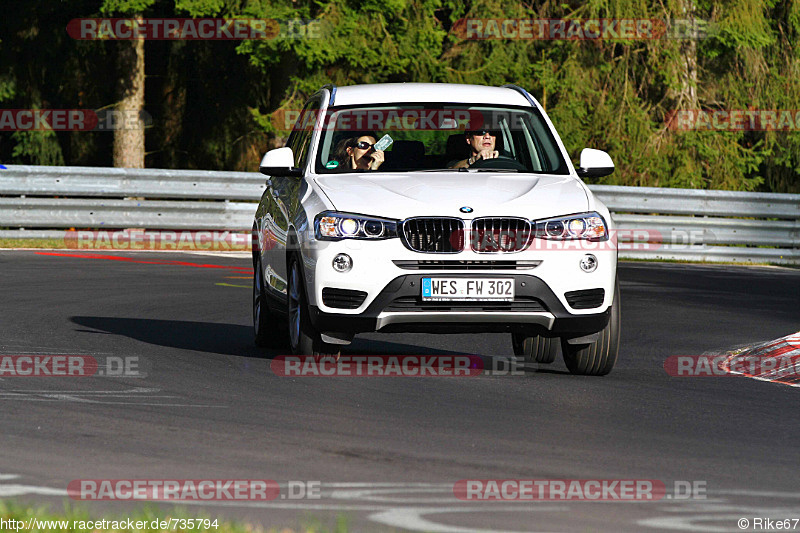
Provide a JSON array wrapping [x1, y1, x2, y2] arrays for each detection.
[[332, 132, 385, 171], [450, 129, 500, 168]]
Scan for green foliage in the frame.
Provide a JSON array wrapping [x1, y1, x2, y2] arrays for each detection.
[[100, 0, 156, 15], [0, 75, 15, 101], [10, 130, 64, 165], [2, 0, 798, 191], [224, 0, 799, 190], [174, 0, 226, 17]]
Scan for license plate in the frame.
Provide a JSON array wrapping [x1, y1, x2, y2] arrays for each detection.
[[421, 278, 514, 301]]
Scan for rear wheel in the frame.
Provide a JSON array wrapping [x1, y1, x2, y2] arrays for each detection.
[[561, 279, 620, 376], [287, 257, 341, 357], [253, 258, 286, 349], [511, 333, 558, 364]]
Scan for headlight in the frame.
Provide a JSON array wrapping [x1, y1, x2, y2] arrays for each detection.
[[315, 211, 399, 240], [534, 212, 608, 241]]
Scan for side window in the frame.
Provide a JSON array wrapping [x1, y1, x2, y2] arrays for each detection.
[[294, 132, 311, 169], [526, 112, 567, 173], [285, 131, 297, 151], [290, 99, 321, 169]]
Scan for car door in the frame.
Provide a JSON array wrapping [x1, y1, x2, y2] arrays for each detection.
[[262, 97, 321, 308]]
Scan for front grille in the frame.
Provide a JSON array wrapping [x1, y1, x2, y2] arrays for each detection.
[[401, 217, 464, 253], [470, 218, 532, 253], [392, 260, 541, 270], [321, 287, 368, 309], [385, 296, 547, 312], [565, 288, 605, 309]]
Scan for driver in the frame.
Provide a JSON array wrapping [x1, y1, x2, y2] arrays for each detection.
[[450, 129, 500, 168]]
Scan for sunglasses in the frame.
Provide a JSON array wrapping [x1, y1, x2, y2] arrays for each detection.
[[469, 130, 498, 137], [354, 141, 375, 149]]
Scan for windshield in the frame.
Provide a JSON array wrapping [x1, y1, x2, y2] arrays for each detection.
[[313, 103, 569, 174]]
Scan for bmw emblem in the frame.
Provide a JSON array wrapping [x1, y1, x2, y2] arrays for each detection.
[[459, 206, 474, 213]]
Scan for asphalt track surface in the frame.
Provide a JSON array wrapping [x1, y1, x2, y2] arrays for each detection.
[[1, 250, 799, 532]]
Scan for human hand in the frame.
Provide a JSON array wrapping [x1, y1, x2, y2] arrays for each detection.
[[468, 149, 499, 165], [369, 150, 384, 170]]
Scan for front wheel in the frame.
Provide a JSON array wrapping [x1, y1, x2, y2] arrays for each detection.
[[253, 258, 287, 349], [561, 279, 620, 376], [511, 333, 558, 364], [287, 257, 341, 357]]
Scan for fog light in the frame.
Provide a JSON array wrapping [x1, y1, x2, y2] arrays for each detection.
[[332, 253, 353, 272], [579, 254, 597, 273]]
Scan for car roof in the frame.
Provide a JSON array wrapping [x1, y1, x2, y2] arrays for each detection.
[[329, 83, 533, 107]]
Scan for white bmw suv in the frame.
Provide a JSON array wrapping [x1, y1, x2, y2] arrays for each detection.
[[253, 83, 620, 375]]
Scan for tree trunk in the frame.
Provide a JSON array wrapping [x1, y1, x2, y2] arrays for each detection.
[[113, 17, 145, 168], [671, 0, 698, 110]]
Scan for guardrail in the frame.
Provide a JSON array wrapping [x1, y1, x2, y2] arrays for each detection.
[[589, 185, 800, 264], [0, 166, 261, 236], [1, 165, 798, 264]]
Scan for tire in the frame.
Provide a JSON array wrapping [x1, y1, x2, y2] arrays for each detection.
[[253, 258, 287, 349], [287, 257, 341, 357], [561, 279, 621, 376], [512, 333, 558, 364]]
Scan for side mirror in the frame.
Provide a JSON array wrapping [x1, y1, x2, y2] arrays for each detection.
[[259, 147, 302, 177], [576, 148, 615, 178]]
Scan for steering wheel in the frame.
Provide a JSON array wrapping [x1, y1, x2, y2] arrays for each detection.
[[468, 155, 527, 171]]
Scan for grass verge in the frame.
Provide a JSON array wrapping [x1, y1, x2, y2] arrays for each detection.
[[619, 257, 800, 269], [0, 500, 352, 533], [0, 239, 65, 249]]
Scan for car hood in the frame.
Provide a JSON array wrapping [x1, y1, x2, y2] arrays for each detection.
[[313, 172, 589, 220]]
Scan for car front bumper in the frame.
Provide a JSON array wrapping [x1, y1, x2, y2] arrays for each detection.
[[308, 272, 611, 337]]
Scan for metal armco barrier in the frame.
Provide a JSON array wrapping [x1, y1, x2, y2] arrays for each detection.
[[1, 165, 265, 200], [1, 165, 798, 264], [589, 185, 800, 264]]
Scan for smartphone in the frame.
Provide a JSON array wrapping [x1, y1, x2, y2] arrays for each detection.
[[373, 134, 393, 151]]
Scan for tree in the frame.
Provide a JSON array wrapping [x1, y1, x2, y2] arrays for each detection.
[[102, 0, 154, 168], [1, 0, 797, 191]]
